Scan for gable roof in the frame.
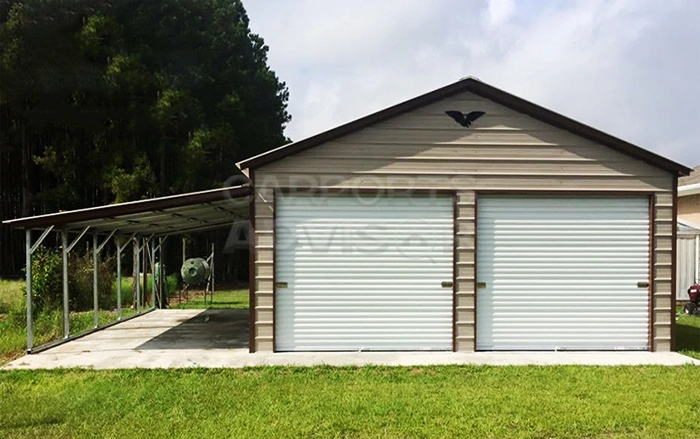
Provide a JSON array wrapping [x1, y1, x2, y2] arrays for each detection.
[[238, 77, 692, 176]]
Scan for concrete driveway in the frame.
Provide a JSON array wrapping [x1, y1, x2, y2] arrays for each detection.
[[4, 309, 699, 369]]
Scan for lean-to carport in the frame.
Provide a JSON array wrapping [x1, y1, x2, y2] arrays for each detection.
[[2, 185, 251, 353]]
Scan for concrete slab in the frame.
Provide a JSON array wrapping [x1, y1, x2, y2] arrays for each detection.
[[4, 310, 699, 370]]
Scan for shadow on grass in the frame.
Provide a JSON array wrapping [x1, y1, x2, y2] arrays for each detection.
[[677, 320, 700, 351], [676, 314, 700, 360]]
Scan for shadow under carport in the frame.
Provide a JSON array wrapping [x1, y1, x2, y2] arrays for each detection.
[[136, 309, 249, 350]]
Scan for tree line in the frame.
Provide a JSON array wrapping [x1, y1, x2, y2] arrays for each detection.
[[0, 0, 291, 277]]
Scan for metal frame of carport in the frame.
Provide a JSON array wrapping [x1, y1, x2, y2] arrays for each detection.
[[4, 185, 251, 353]]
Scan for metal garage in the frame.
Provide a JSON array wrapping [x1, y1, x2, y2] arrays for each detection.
[[240, 77, 692, 353], [8, 77, 691, 356], [476, 196, 650, 350], [275, 194, 453, 351]]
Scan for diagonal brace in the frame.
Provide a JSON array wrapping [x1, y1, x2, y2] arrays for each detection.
[[153, 235, 168, 253], [118, 233, 137, 253], [30, 226, 54, 254], [95, 230, 117, 254], [65, 226, 90, 253]]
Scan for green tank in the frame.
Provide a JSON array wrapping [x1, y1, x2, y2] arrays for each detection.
[[180, 258, 210, 285]]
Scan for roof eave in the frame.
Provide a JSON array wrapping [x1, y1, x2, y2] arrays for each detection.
[[3, 185, 252, 230], [679, 182, 700, 197]]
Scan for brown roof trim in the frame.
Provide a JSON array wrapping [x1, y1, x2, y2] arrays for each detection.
[[238, 78, 692, 176], [3, 185, 252, 230]]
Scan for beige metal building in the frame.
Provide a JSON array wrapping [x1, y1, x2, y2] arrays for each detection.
[[238, 77, 691, 353], [679, 168, 700, 225], [677, 169, 700, 300]]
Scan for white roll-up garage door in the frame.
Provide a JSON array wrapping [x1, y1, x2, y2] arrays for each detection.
[[476, 196, 650, 351], [275, 194, 454, 351]]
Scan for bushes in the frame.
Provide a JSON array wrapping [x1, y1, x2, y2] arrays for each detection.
[[28, 246, 63, 313], [68, 251, 116, 311], [28, 246, 118, 312]]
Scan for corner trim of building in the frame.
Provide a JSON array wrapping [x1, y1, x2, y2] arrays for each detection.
[[248, 170, 256, 353], [648, 194, 655, 352], [671, 178, 678, 351]]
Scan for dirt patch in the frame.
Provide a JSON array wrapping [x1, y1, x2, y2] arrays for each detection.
[[167, 288, 209, 306]]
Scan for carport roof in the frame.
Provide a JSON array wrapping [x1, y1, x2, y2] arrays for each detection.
[[2, 185, 251, 236]]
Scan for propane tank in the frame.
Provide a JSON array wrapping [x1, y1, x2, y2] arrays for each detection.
[[180, 258, 211, 286]]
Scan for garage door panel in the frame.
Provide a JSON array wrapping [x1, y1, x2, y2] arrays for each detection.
[[276, 195, 454, 352], [477, 196, 650, 351]]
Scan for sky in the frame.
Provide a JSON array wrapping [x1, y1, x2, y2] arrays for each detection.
[[245, 0, 700, 168]]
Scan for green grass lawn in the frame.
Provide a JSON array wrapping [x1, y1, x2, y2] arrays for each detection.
[[0, 279, 141, 363], [2, 278, 700, 437], [170, 288, 248, 309], [0, 279, 24, 315], [1, 366, 699, 438]]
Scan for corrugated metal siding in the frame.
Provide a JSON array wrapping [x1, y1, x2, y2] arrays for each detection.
[[250, 89, 675, 352], [677, 237, 698, 300], [275, 195, 453, 351], [257, 91, 671, 193], [476, 196, 650, 350]]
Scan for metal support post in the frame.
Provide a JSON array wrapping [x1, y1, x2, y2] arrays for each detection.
[[59, 226, 90, 338], [62, 230, 69, 338], [25, 230, 33, 352], [158, 237, 164, 308], [211, 243, 215, 304], [151, 240, 156, 308], [116, 240, 122, 320], [141, 238, 148, 308], [91, 230, 117, 328], [24, 225, 55, 352], [93, 233, 99, 328], [181, 237, 186, 304], [116, 233, 136, 319], [135, 237, 141, 312]]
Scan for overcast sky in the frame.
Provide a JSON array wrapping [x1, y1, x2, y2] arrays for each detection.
[[246, 0, 700, 167]]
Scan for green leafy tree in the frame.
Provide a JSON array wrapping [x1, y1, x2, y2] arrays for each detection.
[[0, 0, 290, 276]]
